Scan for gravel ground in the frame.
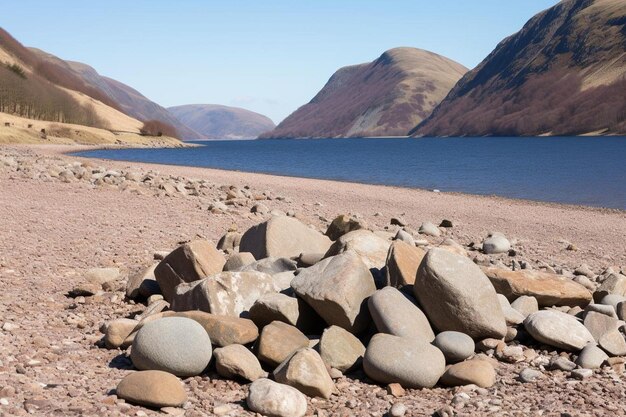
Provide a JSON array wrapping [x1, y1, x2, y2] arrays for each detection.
[[0, 144, 625, 417]]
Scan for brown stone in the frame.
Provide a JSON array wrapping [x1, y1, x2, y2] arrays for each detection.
[[116, 370, 187, 408], [385, 240, 426, 287], [155, 240, 226, 301], [386, 383, 405, 397], [172, 311, 258, 346], [440, 359, 496, 388], [482, 267, 592, 307], [257, 321, 309, 367]]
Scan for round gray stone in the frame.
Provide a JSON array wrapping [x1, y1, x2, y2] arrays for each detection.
[[363, 333, 445, 389], [524, 310, 594, 351], [433, 331, 475, 363], [575, 344, 608, 369], [131, 317, 212, 377]]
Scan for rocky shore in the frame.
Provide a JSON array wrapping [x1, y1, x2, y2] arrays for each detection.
[[1, 145, 625, 416]]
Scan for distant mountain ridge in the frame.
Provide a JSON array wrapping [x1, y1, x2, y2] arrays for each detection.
[[411, 0, 626, 137], [168, 104, 275, 139], [261, 47, 467, 138]]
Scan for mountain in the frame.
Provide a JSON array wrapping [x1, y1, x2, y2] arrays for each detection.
[[0, 27, 198, 139], [63, 61, 203, 140], [168, 104, 275, 139], [411, 0, 626, 137], [260, 47, 467, 139]]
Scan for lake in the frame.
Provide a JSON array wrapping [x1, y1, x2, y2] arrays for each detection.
[[74, 137, 626, 210]]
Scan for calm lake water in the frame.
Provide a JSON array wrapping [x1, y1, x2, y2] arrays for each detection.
[[74, 137, 626, 210]]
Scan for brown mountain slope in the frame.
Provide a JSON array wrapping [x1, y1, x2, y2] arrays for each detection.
[[411, 0, 626, 137], [260, 47, 467, 138], [168, 104, 275, 139], [65, 61, 203, 140]]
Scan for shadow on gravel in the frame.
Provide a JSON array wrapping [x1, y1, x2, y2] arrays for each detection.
[[109, 353, 134, 370]]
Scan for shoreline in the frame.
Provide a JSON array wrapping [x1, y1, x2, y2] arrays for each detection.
[[65, 143, 625, 214]]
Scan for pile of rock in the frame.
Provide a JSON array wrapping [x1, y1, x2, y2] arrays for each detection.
[[94, 212, 625, 416]]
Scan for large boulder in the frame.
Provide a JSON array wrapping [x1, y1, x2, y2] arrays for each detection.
[[318, 325, 366, 373], [413, 248, 507, 339], [172, 311, 258, 346], [363, 333, 446, 389], [170, 271, 278, 317], [155, 240, 226, 301], [368, 287, 434, 342], [274, 348, 335, 399], [583, 311, 620, 342], [482, 267, 592, 308], [524, 310, 594, 351], [239, 216, 332, 260], [247, 379, 307, 417], [214, 344, 267, 381], [385, 241, 426, 287], [324, 230, 391, 270], [223, 252, 256, 271], [291, 251, 376, 333], [131, 317, 213, 377], [116, 370, 187, 408], [257, 321, 310, 367]]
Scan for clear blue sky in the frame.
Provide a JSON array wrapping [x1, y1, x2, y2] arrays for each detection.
[[3, 1, 558, 123]]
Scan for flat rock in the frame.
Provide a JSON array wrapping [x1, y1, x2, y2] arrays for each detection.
[[440, 359, 496, 388], [247, 378, 307, 417], [131, 317, 213, 377], [363, 333, 445, 389], [171, 271, 278, 317], [524, 310, 594, 351], [518, 368, 543, 383], [291, 250, 375, 333], [257, 321, 310, 367], [116, 370, 187, 408], [414, 248, 507, 339], [368, 287, 434, 341], [240, 216, 332, 260], [274, 348, 334, 399], [319, 325, 366, 373], [482, 267, 592, 307], [385, 241, 426, 287], [433, 331, 475, 363], [155, 240, 225, 301], [324, 230, 391, 270], [172, 311, 258, 346], [214, 344, 267, 381], [85, 267, 120, 286]]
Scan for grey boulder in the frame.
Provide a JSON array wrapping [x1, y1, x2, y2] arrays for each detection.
[[413, 248, 507, 339], [247, 378, 307, 417], [524, 310, 594, 351], [363, 333, 446, 389], [130, 317, 212, 377]]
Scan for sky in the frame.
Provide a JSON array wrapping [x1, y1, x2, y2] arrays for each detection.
[[3, 1, 558, 124]]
